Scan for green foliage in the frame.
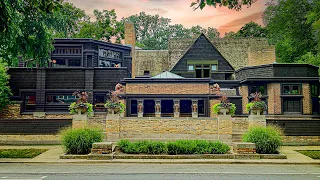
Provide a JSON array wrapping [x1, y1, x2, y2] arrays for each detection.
[[296, 150, 320, 159], [224, 22, 267, 38], [242, 126, 283, 154], [0, 149, 48, 158], [104, 102, 126, 113], [212, 103, 236, 116], [191, 0, 257, 11], [118, 140, 230, 155], [69, 102, 93, 116], [118, 140, 167, 155], [122, 12, 220, 50], [246, 101, 267, 112], [0, 62, 12, 111], [60, 127, 103, 154], [263, 0, 319, 64]]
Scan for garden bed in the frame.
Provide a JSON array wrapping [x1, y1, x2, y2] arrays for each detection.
[[296, 150, 320, 159], [0, 148, 48, 158]]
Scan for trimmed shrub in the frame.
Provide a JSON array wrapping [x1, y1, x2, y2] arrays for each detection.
[[167, 140, 230, 155], [60, 127, 103, 154], [242, 126, 283, 154], [118, 140, 167, 154], [118, 139, 230, 155]]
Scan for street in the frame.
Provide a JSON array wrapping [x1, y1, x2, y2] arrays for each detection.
[[0, 163, 319, 180]]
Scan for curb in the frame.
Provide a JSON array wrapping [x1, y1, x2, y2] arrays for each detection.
[[0, 160, 319, 165]]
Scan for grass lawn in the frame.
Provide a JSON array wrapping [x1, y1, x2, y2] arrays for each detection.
[[0, 149, 48, 158], [296, 150, 320, 159]]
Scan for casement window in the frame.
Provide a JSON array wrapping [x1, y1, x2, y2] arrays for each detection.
[[282, 84, 301, 95], [187, 60, 218, 78], [250, 85, 266, 95]]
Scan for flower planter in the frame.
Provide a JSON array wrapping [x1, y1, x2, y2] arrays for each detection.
[[107, 107, 120, 114], [218, 107, 230, 115], [250, 107, 264, 115]]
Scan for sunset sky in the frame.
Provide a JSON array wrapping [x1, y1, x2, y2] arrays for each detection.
[[67, 0, 271, 36]]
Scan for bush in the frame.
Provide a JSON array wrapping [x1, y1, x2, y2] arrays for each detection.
[[118, 140, 167, 154], [60, 127, 103, 154], [69, 102, 93, 116], [118, 139, 230, 155], [167, 140, 230, 155], [242, 126, 283, 154]]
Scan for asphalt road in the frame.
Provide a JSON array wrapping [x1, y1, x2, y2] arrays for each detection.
[[0, 163, 319, 180]]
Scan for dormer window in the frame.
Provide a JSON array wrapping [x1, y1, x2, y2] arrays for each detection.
[[188, 65, 194, 71], [211, 65, 217, 71]]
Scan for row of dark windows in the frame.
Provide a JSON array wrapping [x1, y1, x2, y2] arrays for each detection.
[[249, 84, 319, 96], [52, 48, 82, 54]]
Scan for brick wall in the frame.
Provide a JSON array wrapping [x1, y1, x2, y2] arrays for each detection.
[[135, 50, 169, 76], [124, 22, 136, 77], [209, 99, 220, 117], [267, 83, 281, 114], [0, 104, 71, 119], [282, 136, 320, 145], [248, 46, 276, 66], [239, 86, 249, 114], [126, 83, 209, 94], [106, 117, 232, 143], [302, 83, 312, 115]]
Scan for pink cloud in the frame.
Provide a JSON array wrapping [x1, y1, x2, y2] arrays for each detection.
[[67, 0, 270, 35]]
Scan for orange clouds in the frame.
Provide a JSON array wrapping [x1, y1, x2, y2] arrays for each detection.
[[67, 0, 271, 36]]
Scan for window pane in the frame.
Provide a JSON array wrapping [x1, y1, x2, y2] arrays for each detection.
[[250, 86, 257, 94], [259, 86, 265, 95], [283, 85, 290, 94], [292, 86, 300, 94], [203, 65, 210, 68], [195, 65, 202, 68], [211, 65, 217, 71], [52, 59, 66, 67], [25, 95, 36, 111], [68, 59, 81, 67], [198, 100, 204, 114], [47, 95, 76, 104], [131, 100, 137, 114], [99, 60, 111, 67]]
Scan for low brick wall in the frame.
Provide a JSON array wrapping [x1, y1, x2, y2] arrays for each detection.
[[0, 135, 61, 145], [106, 117, 232, 143], [282, 136, 320, 146]]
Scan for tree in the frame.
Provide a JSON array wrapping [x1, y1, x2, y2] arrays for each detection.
[[237, 22, 267, 37], [122, 12, 220, 49], [74, 9, 124, 43], [263, 0, 315, 63], [0, 0, 62, 67], [224, 31, 238, 38], [191, 0, 257, 11], [0, 61, 12, 111]]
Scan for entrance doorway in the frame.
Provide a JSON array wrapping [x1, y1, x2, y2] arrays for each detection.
[[161, 100, 173, 117], [143, 100, 155, 117], [180, 100, 192, 117]]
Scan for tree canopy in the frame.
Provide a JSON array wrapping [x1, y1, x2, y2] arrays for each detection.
[[191, 0, 257, 11], [263, 0, 319, 64], [224, 22, 267, 38]]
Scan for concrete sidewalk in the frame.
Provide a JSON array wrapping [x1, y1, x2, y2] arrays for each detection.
[[0, 145, 320, 164]]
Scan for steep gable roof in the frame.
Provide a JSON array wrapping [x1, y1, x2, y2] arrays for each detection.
[[170, 33, 235, 72]]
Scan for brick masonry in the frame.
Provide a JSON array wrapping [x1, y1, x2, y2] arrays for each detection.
[[209, 99, 220, 117], [126, 83, 209, 94], [302, 83, 312, 115], [0, 104, 71, 119], [124, 22, 136, 77], [267, 83, 281, 114], [248, 46, 276, 66], [0, 135, 61, 145], [106, 117, 232, 143], [282, 136, 320, 145], [239, 86, 249, 114]]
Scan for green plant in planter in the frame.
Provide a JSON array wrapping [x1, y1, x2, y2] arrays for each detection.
[[68, 91, 93, 116], [246, 92, 267, 113], [212, 93, 236, 116]]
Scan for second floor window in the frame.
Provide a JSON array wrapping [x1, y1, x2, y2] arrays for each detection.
[[282, 84, 301, 95]]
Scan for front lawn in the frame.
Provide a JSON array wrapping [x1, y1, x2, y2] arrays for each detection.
[[296, 150, 320, 159], [0, 149, 48, 158]]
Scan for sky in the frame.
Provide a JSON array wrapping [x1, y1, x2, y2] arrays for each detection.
[[67, 0, 271, 36]]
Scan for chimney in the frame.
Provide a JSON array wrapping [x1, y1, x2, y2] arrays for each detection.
[[124, 22, 136, 78]]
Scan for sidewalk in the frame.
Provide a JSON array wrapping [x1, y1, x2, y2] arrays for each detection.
[[0, 145, 320, 164]]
